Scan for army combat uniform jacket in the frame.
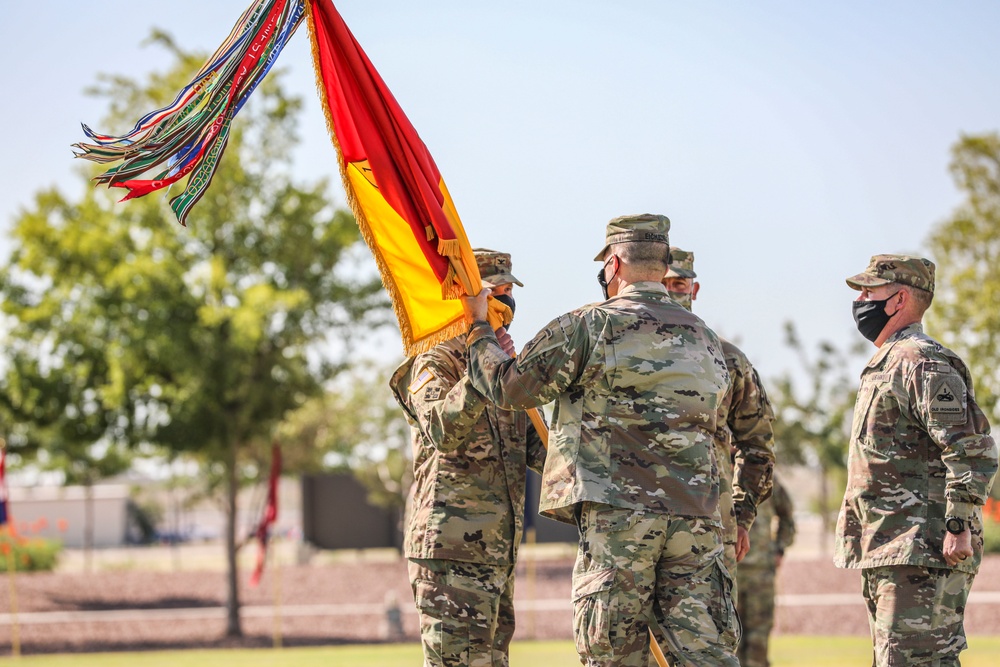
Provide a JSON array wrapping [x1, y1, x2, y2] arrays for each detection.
[[467, 282, 729, 524], [390, 337, 546, 567], [835, 324, 998, 574], [716, 339, 776, 569], [741, 476, 795, 569]]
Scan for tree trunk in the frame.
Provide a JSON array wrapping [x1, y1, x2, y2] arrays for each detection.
[[224, 438, 242, 637]]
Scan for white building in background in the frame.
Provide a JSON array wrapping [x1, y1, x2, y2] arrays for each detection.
[[8, 484, 131, 548]]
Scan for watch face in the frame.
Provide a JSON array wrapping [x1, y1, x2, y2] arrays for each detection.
[[946, 518, 965, 534]]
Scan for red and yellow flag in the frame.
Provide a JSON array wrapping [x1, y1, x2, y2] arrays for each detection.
[[307, 1, 504, 355]]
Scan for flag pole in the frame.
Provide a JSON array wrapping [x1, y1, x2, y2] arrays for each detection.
[[0, 443, 17, 658], [271, 533, 282, 649], [3, 527, 19, 658]]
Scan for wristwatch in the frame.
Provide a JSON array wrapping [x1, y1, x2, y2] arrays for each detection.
[[945, 517, 966, 534]]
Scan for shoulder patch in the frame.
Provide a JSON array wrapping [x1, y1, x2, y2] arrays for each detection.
[[927, 372, 967, 424], [520, 314, 573, 360], [407, 367, 435, 394]]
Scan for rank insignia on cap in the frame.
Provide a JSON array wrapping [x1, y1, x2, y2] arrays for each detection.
[[408, 368, 435, 394]]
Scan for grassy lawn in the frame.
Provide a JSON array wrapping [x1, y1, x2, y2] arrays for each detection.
[[10, 637, 1000, 666]]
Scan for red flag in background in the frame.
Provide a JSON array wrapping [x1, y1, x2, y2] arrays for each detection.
[[249, 444, 281, 586]]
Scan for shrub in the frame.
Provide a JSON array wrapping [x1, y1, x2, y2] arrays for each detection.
[[0, 532, 62, 572]]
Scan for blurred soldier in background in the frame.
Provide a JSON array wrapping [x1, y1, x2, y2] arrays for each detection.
[[662, 247, 775, 575], [736, 475, 796, 667], [390, 249, 545, 667]]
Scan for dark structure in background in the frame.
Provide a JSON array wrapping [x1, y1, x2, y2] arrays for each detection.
[[301, 471, 577, 550], [301, 473, 403, 550], [525, 470, 579, 543]]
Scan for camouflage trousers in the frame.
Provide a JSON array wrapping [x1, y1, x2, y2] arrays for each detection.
[[573, 503, 740, 667], [408, 558, 516, 667], [735, 564, 776, 667], [862, 565, 974, 667]]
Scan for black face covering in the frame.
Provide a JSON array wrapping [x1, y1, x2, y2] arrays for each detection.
[[852, 293, 898, 342], [597, 259, 617, 300], [493, 293, 515, 327]]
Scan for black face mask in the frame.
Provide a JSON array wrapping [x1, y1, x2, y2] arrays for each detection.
[[493, 293, 515, 327], [852, 293, 899, 342], [597, 258, 617, 300]]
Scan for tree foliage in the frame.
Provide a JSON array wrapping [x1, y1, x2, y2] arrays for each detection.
[[926, 132, 1000, 428], [277, 362, 411, 511], [0, 33, 389, 635]]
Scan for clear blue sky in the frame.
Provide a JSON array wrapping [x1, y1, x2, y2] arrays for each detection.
[[1, 1, 998, 383]]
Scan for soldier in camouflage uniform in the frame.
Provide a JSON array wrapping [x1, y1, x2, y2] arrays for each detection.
[[390, 249, 546, 667], [736, 476, 795, 667], [462, 214, 740, 667], [835, 254, 998, 667], [662, 248, 775, 575]]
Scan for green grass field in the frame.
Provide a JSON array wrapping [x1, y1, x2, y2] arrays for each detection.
[[9, 637, 1000, 666]]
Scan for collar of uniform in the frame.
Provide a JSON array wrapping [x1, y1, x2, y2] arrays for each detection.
[[617, 281, 669, 297], [865, 322, 924, 369]]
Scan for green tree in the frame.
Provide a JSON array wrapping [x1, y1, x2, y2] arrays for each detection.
[[277, 361, 411, 511], [769, 322, 865, 553], [0, 34, 388, 636], [926, 132, 1000, 432]]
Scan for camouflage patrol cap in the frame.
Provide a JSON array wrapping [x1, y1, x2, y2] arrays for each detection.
[[593, 213, 671, 261], [846, 254, 935, 293], [473, 248, 523, 288], [664, 246, 696, 279]]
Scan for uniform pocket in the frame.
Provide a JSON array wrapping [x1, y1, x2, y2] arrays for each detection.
[[709, 558, 741, 650], [412, 579, 486, 664], [572, 565, 618, 660]]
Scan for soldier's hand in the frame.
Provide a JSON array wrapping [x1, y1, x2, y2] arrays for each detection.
[[942, 528, 973, 566], [735, 526, 750, 562], [495, 327, 516, 357], [461, 288, 491, 323]]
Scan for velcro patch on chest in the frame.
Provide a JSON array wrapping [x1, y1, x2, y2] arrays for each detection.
[[927, 373, 966, 423], [408, 367, 435, 394]]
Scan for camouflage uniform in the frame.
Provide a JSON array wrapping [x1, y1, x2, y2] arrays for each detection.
[[835, 255, 998, 667], [664, 248, 775, 574], [736, 477, 795, 667], [390, 250, 545, 667], [466, 214, 740, 667]]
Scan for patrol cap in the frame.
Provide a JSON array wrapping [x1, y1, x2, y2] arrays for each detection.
[[664, 246, 696, 279], [846, 254, 935, 293], [474, 248, 523, 288], [594, 213, 671, 261]]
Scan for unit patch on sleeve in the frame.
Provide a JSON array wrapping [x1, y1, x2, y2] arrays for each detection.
[[408, 367, 435, 394], [927, 372, 967, 424]]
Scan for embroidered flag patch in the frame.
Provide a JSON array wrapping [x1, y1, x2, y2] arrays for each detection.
[[408, 368, 435, 394]]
